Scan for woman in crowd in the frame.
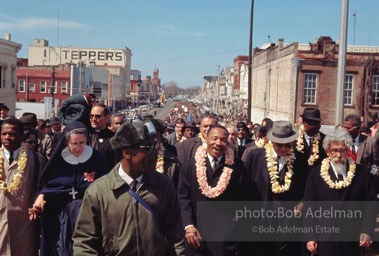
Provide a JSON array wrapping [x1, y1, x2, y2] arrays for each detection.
[[23, 129, 40, 153], [28, 121, 107, 256]]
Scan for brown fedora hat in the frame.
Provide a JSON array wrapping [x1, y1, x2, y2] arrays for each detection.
[[300, 107, 321, 121], [267, 120, 298, 144]]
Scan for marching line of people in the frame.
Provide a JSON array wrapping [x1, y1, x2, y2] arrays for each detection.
[[0, 94, 378, 256]]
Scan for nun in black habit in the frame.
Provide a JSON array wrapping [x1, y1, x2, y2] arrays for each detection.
[[29, 121, 107, 256]]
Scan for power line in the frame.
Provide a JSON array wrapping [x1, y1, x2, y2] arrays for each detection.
[[133, 48, 247, 65]]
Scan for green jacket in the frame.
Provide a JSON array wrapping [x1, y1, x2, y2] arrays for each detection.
[[73, 163, 185, 256]]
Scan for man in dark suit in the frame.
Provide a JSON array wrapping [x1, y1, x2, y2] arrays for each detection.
[[164, 118, 185, 146], [177, 124, 244, 256], [342, 114, 379, 169], [304, 128, 376, 256], [176, 112, 218, 164], [87, 103, 117, 170], [295, 107, 327, 168], [235, 122, 253, 159], [242, 121, 308, 256]]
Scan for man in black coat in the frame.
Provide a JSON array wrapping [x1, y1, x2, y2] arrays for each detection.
[[177, 124, 244, 256], [295, 107, 327, 168], [87, 103, 117, 170], [303, 128, 376, 256], [242, 120, 308, 256]]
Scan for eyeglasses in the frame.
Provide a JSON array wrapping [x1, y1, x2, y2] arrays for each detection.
[[237, 128, 245, 132], [330, 148, 347, 154], [24, 140, 37, 145], [90, 114, 103, 120], [68, 141, 86, 148], [275, 143, 292, 148], [131, 143, 159, 153], [342, 125, 359, 131]]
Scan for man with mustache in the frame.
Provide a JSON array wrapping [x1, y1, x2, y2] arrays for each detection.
[[304, 128, 377, 256], [177, 124, 244, 255]]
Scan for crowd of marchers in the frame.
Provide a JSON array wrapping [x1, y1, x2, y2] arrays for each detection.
[[0, 94, 378, 256]]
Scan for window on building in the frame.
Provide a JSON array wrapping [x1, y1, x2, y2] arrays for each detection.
[[61, 81, 68, 94], [302, 73, 318, 104], [40, 81, 47, 93], [29, 84, 35, 93], [344, 74, 354, 105], [19, 80, 25, 92], [11, 67, 15, 88], [372, 75, 379, 106]]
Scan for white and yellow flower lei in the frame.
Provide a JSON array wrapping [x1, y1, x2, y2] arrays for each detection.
[[320, 158, 356, 189], [194, 144, 235, 198], [265, 142, 296, 194], [155, 143, 164, 174], [256, 138, 265, 148], [296, 125, 320, 166], [0, 146, 28, 193]]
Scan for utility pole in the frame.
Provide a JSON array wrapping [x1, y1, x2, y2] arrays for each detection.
[[247, 0, 254, 120], [51, 66, 56, 117], [335, 0, 349, 125]]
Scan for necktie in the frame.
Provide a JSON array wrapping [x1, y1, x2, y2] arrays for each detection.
[[130, 180, 138, 192], [309, 138, 313, 151], [337, 174, 344, 182], [212, 157, 217, 172], [351, 140, 356, 155], [9, 152, 14, 165]]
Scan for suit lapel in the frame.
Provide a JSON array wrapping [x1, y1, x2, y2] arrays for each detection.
[[356, 135, 367, 163]]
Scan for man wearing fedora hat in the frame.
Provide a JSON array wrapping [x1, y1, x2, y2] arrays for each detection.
[[242, 120, 308, 255], [295, 107, 327, 168]]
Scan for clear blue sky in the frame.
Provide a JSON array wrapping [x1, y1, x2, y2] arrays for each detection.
[[1, 0, 378, 88]]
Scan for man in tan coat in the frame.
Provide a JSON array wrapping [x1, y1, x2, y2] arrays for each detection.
[[0, 117, 46, 255]]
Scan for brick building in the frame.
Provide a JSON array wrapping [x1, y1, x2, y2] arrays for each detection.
[[0, 33, 21, 115], [250, 36, 379, 125]]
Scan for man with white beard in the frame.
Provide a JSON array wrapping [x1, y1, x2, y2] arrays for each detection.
[[303, 128, 377, 256]]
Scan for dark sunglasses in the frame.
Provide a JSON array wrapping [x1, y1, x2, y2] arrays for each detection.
[[130, 144, 159, 153], [275, 143, 292, 148]]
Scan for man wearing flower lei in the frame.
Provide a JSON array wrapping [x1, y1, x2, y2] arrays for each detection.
[[0, 117, 47, 255], [242, 120, 308, 256], [147, 118, 181, 188], [303, 128, 377, 256], [295, 107, 327, 168], [177, 124, 244, 255], [176, 111, 218, 165]]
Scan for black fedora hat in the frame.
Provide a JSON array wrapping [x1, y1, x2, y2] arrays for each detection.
[[267, 120, 298, 144], [182, 121, 199, 133], [0, 103, 9, 111], [301, 107, 321, 122]]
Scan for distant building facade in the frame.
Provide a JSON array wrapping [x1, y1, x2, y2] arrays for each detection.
[[27, 39, 131, 107], [0, 33, 22, 115], [250, 36, 379, 125]]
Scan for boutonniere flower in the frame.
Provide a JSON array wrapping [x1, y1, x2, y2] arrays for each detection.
[[84, 171, 96, 183]]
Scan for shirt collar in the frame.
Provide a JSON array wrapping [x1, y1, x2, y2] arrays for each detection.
[[207, 153, 222, 164], [117, 165, 143, 186], [3, 147, 21, 161]]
